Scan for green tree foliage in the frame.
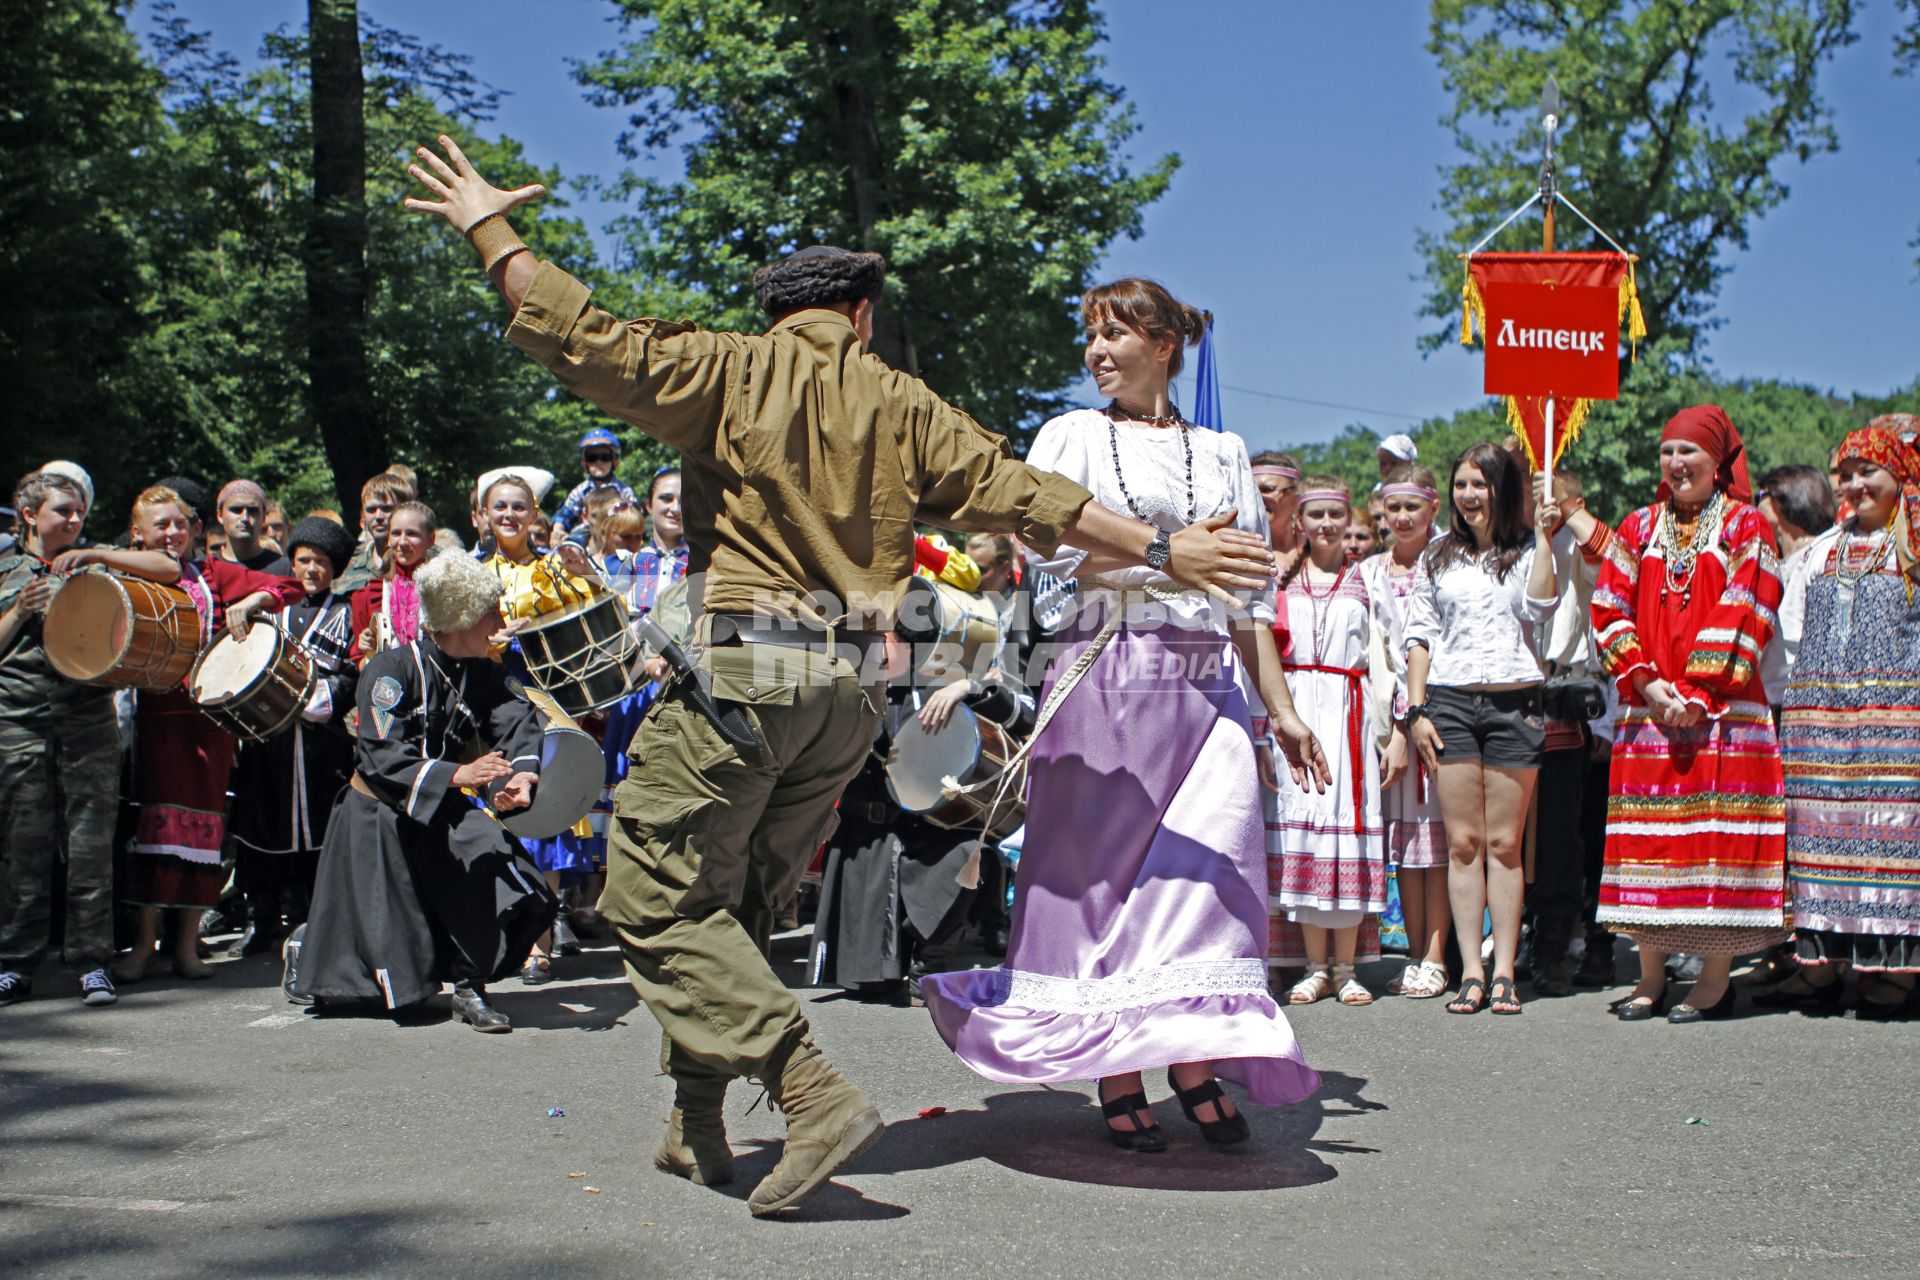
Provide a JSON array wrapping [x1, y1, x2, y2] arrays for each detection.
[[1420, 0, 1858, 354], [2, 1, 627, 534], [136, 9, 618, 527], [0, 1, 168, 498], [576, 0, 1176, 437]]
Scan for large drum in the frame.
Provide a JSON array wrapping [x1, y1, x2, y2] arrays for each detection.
[[886, 702, 1026, 841], [518, 592, 639, 717], [499, 684, 606, 840], [44, 572, 201, 690], [189, 623, 317, 742], [895, 575, 1001, 681]]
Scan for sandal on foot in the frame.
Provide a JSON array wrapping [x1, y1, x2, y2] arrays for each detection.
[[1286, 966, 1333, 1006], [1489, 975, 1523, 1015], [1386, 963, 1417, 996], [1404, 961, 1449, 999], [1097, 1084, 1167, 1153], [1332, 963, 1373, 1006], [1446, 977, 1487, 1015], [1165, 1069, 1250, 1147]]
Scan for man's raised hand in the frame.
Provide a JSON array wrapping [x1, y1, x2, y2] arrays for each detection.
[[403, 134, 545, 232]]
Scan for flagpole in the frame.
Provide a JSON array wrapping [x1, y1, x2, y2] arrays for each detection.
[[1539, 76, 1560, 505]]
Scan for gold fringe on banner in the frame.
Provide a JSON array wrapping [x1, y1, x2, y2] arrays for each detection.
[[1617, 262, 1647, 357], [1505, 395, 1595, 472], [1461, 264, 1485, 346]]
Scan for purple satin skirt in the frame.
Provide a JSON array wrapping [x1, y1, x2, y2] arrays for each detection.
[[922, 617, 1320, 1106]]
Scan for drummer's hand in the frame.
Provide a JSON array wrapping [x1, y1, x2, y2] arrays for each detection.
[[917, 679, 971, 733], [644, 655, 671, 684], [452, 751, 514, 790], [226, 603, 255, 641], [492, 771, 538, 812], [356, 622, 378, 656], [1271, 708, 1332, 793], [1166, 511, 1277, 608], [18, 578, 57, 615], [49, 548, 99, 575], [553, 541, 595, 578], [488, 614, 529, 649]]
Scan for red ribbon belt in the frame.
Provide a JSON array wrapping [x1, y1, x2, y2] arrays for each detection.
[[1283, 661, 1368, 834]]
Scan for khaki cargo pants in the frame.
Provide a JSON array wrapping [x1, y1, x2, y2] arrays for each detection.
[[604, 638, 880, 1085]]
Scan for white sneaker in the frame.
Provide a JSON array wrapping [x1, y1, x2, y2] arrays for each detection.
[[79, 969, 117, 1007]]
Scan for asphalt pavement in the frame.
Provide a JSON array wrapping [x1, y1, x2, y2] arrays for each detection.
[[1, 932, 1912, 1280]]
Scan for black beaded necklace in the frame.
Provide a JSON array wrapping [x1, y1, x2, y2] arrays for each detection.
[[1105, 403, 1195, 523]]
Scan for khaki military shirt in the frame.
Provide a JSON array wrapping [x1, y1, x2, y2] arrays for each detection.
[[506, 263, 1091, 626]]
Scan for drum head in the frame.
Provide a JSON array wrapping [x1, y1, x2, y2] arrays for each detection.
[[499, 727, 604, 839], [190, 626, 276, 704], [887, 703, 983, 812], [43, 573, 130, 681]]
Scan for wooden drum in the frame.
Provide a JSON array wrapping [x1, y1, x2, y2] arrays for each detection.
[[189, 624, 317, 742], [518, 592, 639, 718], [44, 572, 201, 690]]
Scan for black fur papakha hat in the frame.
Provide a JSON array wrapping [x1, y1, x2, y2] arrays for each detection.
[[752, 245, 887, 317], [286, 515, 356, 576]]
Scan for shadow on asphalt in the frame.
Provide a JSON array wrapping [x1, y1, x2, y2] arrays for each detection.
[[837, 1071, 1378, 1194]]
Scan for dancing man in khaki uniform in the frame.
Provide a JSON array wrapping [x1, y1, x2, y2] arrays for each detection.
[[406, 136, 1295, 1215]]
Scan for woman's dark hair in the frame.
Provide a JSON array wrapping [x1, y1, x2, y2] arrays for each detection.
[[1080, 278, 1210, 380], [1426, 442, 1530, 582], [645, 466, 681, 506], [1757, 463, 1836, 537]]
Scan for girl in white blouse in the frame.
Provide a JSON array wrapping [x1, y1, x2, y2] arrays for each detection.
[[1403, 443, 1558, 1015]]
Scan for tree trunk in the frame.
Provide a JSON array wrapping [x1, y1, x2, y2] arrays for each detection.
[[832, 16, 916, 375], [305, 0, 381, 514]]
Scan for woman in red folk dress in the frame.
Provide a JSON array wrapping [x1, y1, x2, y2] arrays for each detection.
[[1592, 406, 1788, 1024], [56, 485, 303, 982]]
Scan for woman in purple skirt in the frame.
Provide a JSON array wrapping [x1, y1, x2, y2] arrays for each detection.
[[922, 279, 1328, 1151]]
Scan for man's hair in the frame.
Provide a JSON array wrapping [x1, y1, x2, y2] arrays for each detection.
[[752, 246, 886, 317], [416, 550, 503, 633], [1249, 450, 1300, 471], [362, 471, 414, 508], [14, 471, 86, 517], [1759, 463, 1836, 536]]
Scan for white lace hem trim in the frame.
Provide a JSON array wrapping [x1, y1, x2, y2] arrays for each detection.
[[982, 958, 1271, 1015]]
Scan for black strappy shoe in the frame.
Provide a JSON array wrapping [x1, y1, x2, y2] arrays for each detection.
[[1165, 1069, 1250, 1147], [1097, 1082, 1167, 1152], [1447, 977, 1487, 1015]]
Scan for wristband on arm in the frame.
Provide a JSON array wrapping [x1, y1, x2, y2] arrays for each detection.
[[466, 212, 528, 273]]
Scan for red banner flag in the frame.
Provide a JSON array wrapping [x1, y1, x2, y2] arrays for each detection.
[[1461, 252, 1645, 470]]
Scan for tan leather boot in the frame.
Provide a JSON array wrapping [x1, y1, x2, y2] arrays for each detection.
[[653, 1076, 734, 1186], [746, 1043, 884, 1217]]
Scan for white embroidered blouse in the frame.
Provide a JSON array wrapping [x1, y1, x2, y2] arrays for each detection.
[[1025, 408, 1276, 630]]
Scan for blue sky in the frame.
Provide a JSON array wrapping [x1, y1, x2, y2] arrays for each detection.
[[139, 0, 1917, 451]]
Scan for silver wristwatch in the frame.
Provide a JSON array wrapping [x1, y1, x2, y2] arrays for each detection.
[[1143, 528, 1172, 571]]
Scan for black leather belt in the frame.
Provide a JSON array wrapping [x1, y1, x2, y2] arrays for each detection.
[[709, 613, 888, 654]]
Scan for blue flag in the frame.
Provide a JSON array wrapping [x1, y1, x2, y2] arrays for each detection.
[[1192, 324, 1223, 431]]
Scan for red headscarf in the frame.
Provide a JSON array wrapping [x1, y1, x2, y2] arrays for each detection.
[[1658, 404, 1752, 504], [1837, 425, 1920, 582]]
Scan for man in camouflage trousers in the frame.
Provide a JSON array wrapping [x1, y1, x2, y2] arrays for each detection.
[[0, 470, 123, 1008]]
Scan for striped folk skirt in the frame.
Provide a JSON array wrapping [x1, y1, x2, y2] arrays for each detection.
[[1596, 699, 1789, 956]]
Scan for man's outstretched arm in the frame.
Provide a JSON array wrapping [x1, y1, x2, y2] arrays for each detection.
[[404, 135, 545, 311]]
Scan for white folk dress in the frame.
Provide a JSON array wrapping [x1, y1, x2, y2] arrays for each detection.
[[1359, 553, 1446, 869], [1268, 562, 1388, 936]]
